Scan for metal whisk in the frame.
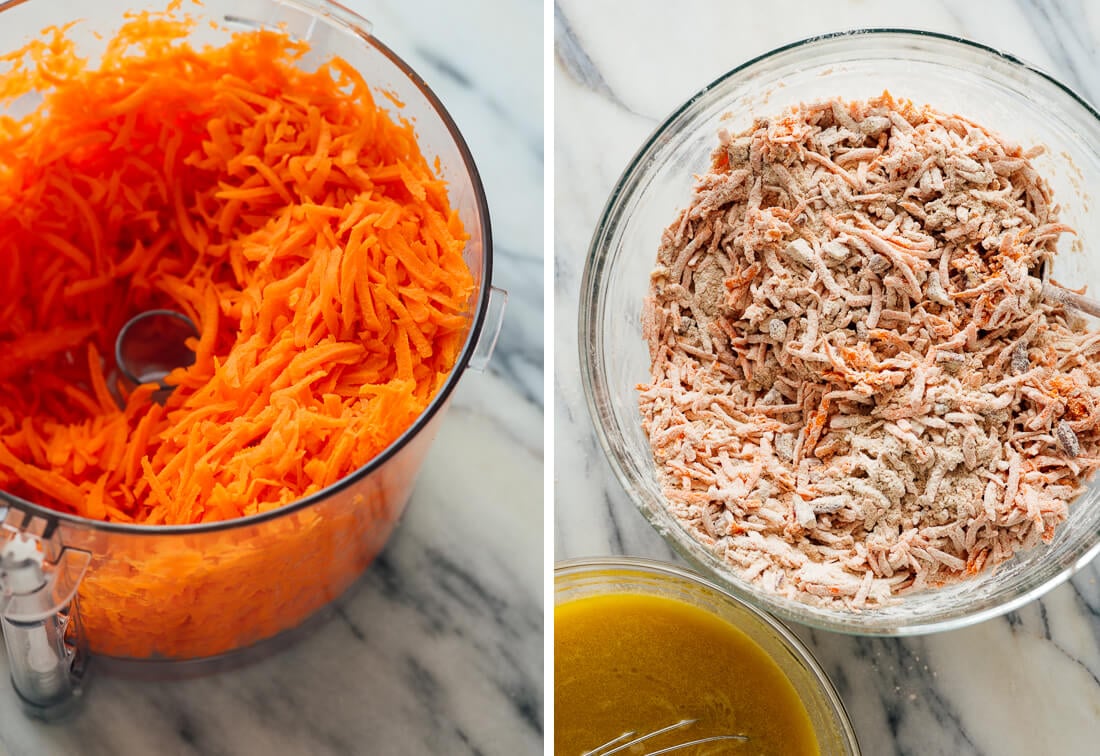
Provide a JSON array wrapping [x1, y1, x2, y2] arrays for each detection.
[[584, 719, 748, 756]]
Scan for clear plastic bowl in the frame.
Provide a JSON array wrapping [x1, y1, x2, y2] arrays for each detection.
[[555, 557, 861, 755], [579, 30, 1100, 635], [0, 0, 497, 662]]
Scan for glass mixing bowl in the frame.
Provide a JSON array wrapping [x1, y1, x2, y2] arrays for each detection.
[[0, 0, 500, 674], [555, 557, 861, 755], [579, 30, 1100, 635]]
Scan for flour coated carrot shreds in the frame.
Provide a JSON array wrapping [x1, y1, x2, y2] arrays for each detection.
[[0, 11, 475, 526], [640, 95, 1100, 608]]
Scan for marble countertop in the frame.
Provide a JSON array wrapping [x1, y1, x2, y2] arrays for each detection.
[[0, 1, 543, 754], [554, 1, 1100, 754]]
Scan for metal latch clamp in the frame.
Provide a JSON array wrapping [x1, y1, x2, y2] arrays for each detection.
[[0, 508, 90, 719]]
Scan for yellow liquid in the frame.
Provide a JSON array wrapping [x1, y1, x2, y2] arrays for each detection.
[[555, 592, 820, 755]]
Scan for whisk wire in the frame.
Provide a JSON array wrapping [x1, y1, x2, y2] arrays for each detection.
[[646, 734, 751, 755], [585, 719, 748, 756], [582, 729, 636, 756], [585, 719, 696, 756]]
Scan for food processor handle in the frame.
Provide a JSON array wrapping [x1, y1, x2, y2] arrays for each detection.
[[0, 508, 91, 720], [468, 287, 508, 372]]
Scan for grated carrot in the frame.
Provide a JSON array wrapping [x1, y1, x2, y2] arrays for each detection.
[[0, 8, 475, 531]]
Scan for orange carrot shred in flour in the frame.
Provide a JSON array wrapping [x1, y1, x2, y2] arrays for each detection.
[[0, 9, 475, 526]]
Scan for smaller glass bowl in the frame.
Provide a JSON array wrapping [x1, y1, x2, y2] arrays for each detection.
[[555, 557, 861, 755], [579, 29, 1100, 635]]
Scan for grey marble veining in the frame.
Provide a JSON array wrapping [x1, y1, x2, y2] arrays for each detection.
[[554, 1, 1100, 754], [0, 1, 544, 754]]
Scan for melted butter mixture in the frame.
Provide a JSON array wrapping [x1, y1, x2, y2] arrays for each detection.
[[555, 592, 819, 755]]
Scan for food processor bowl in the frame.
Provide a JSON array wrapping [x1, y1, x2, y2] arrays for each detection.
[[0, 0, 503, 716]]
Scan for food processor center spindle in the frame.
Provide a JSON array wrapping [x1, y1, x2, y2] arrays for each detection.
[[114, 310, 199, 402]]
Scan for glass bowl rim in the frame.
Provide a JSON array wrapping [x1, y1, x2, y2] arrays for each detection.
[[555, 555, 862, 755], [0, 0, 494, 536], [578, 28, 1100, 635]]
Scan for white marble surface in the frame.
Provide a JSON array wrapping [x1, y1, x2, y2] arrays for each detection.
[[0, 0, 543, 754], [555, 1, 1100, 754]]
